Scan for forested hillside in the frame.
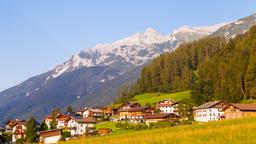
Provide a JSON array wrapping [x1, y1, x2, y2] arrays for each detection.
[[131, 25, 256, 105]]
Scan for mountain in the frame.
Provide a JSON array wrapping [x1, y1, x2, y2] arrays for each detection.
[[0, 14, 255, 122], [212, 14, 256, 38]]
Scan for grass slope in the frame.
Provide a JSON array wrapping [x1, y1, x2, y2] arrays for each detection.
[[61, 117, 256, 144], [131, 90, 191, 106]]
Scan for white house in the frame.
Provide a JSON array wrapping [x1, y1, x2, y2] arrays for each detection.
[[44, 114, 71, 129], [193, 101, 228, 122], [12, 122, 26, 143], [39, 129, 62, 144], [157, 99, 178, 114], [67, 117, 96, 136]]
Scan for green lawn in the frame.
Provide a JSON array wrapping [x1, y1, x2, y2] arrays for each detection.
[[61, 116, 256, 144], [95, 121, 118, 130], [131, 90, 191, 106]]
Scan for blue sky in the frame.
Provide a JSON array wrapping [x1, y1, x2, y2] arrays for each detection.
[[0, 0, 255, 91]]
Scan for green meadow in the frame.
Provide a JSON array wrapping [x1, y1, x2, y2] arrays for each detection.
[[61, 116, 256, 144]]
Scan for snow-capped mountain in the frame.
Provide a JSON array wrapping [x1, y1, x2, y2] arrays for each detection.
[[212, 14, 256, 38], [0, 13, 255, 122], [48, 23, 226, 80]]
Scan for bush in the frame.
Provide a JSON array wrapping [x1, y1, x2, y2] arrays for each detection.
[[15, 138, 26, 144], [1, 132, 12, 142]]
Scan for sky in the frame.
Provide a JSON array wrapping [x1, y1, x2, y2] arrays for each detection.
[[0, 0, 256, 91]]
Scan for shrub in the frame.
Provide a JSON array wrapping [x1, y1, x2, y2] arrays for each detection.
[[15, 138, 26, 144]]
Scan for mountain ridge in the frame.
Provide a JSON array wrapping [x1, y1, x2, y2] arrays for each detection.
[[0, 13, 255, 122]]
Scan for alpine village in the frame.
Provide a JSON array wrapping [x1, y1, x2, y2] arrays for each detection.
[[1, 4, 256, 144]]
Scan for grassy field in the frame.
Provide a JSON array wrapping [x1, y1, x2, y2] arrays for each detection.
[[107, 90, 191, 108], [61, 116, 256, 144], [131, 90, 191, 106], [95, 121, 118, 130]]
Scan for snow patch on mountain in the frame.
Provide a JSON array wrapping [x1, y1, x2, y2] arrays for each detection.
[[47, 23, 228, 80]]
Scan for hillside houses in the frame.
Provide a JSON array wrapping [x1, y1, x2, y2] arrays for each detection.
[[119, 106, 155, 123], [3, 98, 256, 143], [193, 101, 256, 122]]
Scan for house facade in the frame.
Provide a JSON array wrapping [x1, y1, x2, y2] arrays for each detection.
[[67, 117, 96, 136], [39, 129, 62, 144], [103, 106, 118, 117], [193, 101, 228, 122], [144, 113, 180, 124], [12, 122, 26, 143], [5, 119, 22, 133], [44, 114, 71, 129], [224, 103, 256, 119], [156, 100, 178, 114], [82, 108, 103, 119], [119, 107, 154, 123]]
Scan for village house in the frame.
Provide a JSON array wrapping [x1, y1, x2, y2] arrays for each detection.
[[118, 102, 141, 110], [144, 113, 180, 124], [81, 108, 103, 120], [12, 121, 27, 143], [5, 119, 23, 133], [67, 117, 96, 136], [103, 106, 119, 117], [156, 99, 178, 114], [56, 114, 71, 129], [223, 103, 256, 119], [193, 101, 228, 122], [39, 129, 62, 144], [44, 114, 71, 129], [119, 106, 154, 123]]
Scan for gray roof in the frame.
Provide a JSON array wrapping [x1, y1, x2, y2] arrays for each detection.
[[194, 101, 224, 110], [0, 125, 4, 130]]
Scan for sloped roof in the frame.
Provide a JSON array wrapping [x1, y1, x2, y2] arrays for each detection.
[[39, 129, 62, 138], [88, 108, 103, 113], [119, 106, 149, 112], [193, 101, 225, 110], [0, 125, 4, 130], [158, 103, 177, 107], [72, 117, 96, 123], [230, 103, 256, 111]]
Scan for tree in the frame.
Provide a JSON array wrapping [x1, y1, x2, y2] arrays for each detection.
[[15, 138, 26, 144], [40, 121, 48, 131], [246, 50, 256, 99], [67, 105, 74, 114], [177, 99, 195, 120], [26, 117, 38, 143], [50, 110, 58, 129]]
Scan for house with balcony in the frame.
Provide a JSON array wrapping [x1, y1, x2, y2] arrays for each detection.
[[193, 101, 228, 122]]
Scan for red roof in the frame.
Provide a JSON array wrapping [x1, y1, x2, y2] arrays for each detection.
[[39, 129, 62, 138], [157, 103, 176, 107], [72, 117, 96, 123]]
